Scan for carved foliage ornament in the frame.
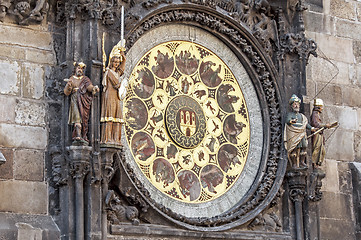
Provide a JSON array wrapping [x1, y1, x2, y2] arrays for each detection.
[[121, 8, 284, 230]]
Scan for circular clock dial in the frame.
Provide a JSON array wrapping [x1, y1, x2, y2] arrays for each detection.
[[124, 41, 250, 203]]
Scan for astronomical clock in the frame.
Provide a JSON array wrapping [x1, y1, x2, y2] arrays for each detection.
[[119, 22, 282, 231], [124, 41, 250, 204]]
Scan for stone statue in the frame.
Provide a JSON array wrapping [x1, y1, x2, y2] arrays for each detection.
[[284, 94, 315, 169], [13, 0, 49, 25], [64, 62, 99, 144], [0, 0, 11, 22], [105, 190, 140, 225], [310, 98, 337, 168], [100, 41, 127, 147]]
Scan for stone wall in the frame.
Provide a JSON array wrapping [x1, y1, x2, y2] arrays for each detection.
[[305, 0, 361, 239], [0, 22, 59, 238]]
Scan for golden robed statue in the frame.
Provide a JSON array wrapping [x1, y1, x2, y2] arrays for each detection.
[[100, 38, 127, 147]]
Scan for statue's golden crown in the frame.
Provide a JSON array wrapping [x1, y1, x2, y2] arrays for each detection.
[[109, 40, 126, 60]]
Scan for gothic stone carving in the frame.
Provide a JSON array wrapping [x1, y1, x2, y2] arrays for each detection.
[[248, 211, 282, 232], [105, 190, 140, 225], [56, 0, 124, 25], [0, 0, 49, 25]]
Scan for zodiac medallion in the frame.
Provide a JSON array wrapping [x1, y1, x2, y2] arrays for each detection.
[[124, 41, 250, 203]]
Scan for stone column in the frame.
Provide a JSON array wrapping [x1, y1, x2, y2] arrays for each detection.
[[100, 147, 120, 240], [67, 146, 92, 240], [287, 169, 307, 240]]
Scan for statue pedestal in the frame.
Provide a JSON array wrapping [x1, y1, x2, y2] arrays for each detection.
[[67, 146, 92, 240], [287, 168, 308, 240]]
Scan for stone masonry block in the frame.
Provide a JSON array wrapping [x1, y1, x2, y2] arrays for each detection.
[[319, 191, 353, 220], [14, 149, 44, 182], [323, 105, 357, 131], [322, 159, 339, 192], [25, 49, 55, 65], [307, 56, 350, 85], [0, 180, 47, 214], [304, 11, 324, 33], [0, 123, 47, 150], [22, 63, 45, 99], [0, 148, 13, 179], [306, 79, 316, 97], [0, 44, 25, 60], [355, 132, 361, 162], [15, 100, 46, 126], [355, 64, 361, 87], [338, 161, 353, 195], [320, 218, 355, 240], [314, 33, 354, 63], [358, 108, 361, 130], [305, 0, 323, 12], [326, 129, 354, 161], [304, 11, 334, 34], [0, 95, 16, 123], [0, 25, 52, 50], [0, 212, 60, 240], [0, 60, 21, 96], [330, 0, 356, 20], [357, 2, 361, 22], [315, 83, 342, 106], [354, 41, 361, 63], [342, 86, 361, 108], [336, 19, 361, 41], [17, 223, 43, 240]]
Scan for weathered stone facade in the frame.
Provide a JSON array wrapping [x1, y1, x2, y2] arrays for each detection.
[[304, 1, 361, 239], [0, 19, 59, 238], [0, 0, 360, 239]]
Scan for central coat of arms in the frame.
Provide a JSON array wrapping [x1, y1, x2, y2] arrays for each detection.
[[165, 95, 206, 149]]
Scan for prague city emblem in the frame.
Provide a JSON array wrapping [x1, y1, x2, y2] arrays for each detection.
[[165, 96, 206, 149]]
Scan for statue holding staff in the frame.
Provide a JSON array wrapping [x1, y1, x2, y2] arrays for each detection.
[[310, 99, 338, 168], [100, 37, 127, 147], [64, 62, 99, 144]]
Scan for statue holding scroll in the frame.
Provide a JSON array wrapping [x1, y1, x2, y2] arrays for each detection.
[[284, 94, 315, 169]]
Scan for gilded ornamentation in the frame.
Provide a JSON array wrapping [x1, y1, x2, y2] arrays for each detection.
[[124, 41, 250, 203]]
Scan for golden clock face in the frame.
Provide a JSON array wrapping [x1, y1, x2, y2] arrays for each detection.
[[124, 41, 250, 203]]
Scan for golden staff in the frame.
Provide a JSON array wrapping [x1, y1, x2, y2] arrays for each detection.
[[307, 121, 338, 139], [102, 32, 106, 73]]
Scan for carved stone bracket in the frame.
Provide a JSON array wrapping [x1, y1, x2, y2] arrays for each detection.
[[287, 168, 308, 240], [100, 147, 119, 183], [67, 146, 92, 179], [66, 145, 92, 240], [279, 33, 317, 61], [308, 169, 325, 202], [50, 146, 68, 186]]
